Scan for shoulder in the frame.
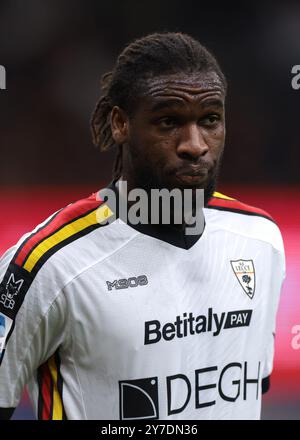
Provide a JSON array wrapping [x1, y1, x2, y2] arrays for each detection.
[[0, 191, 108, 348], [10, 191, 107, 277], [207, 191, 274, 222], [0, 192, 110, 315], [205, 191, 284, 253]]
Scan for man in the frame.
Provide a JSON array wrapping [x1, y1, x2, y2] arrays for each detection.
[[0, 32, 285, 420]]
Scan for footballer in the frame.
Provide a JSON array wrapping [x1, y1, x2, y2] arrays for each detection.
[[0, 32, 285, 420]]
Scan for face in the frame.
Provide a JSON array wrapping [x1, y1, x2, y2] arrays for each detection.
[[111, 71, 226, 204]]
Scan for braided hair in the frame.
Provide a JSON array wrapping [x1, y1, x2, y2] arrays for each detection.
[[90, 32, 227, 180]]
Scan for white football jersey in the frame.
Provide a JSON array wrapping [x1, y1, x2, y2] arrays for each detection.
[[0, 180, 285, 420]]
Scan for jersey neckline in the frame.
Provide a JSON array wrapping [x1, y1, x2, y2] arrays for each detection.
[[97, 179, 206, 250]]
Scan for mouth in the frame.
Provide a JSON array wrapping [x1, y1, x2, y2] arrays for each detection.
[[175, 166, 210, 184]]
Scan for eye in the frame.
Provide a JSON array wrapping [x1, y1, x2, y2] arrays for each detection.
[[157, 117, 178, 129], [200, 114, 221, 127]]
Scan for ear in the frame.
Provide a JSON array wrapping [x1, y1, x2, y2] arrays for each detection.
[[110, 106, 129, 145]]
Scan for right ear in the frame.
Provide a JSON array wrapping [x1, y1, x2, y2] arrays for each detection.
[[110, 106, 129, 145]]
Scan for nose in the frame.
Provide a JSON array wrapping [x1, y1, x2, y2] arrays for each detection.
[[177, 123, 209, 161]]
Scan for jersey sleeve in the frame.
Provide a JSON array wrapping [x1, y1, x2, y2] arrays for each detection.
[[262, 222, 286, 393], [0, 243, 68, 415]]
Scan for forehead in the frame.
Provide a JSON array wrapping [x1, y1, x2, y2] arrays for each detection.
[[137, 71, 225, 111]]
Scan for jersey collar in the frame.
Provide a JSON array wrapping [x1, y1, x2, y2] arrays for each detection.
[[97, 179, 206, 250]]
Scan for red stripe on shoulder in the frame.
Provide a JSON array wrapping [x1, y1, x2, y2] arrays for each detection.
[[14, 193, 104, 267], [207, 196, 274, 222]]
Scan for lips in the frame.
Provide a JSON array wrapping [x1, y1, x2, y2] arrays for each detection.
[[177, 169, 207, 177], [174, 164, 210, 185], [175, 162, 211, 176], [175, 174, 207, 184], [176, 165, 209, 177]]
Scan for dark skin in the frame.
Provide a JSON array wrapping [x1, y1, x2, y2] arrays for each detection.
[[110, 71, 226, 226]]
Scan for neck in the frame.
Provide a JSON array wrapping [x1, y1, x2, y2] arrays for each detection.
[[115, 176, 204, 232]]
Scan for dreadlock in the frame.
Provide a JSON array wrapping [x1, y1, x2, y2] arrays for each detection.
[[90, 32, 227, 180]]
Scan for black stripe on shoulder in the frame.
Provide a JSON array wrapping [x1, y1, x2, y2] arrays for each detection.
[[0, 263, 34, 365], [0, 263, 34, 321]]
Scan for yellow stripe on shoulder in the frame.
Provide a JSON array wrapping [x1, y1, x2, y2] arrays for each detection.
[[23, 204, 113, 273], [212, 191, 235, 201]]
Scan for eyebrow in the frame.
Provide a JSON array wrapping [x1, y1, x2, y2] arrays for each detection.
[[150, 98, 224, 113]]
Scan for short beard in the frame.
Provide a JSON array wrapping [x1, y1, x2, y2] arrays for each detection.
[[126, 163, 220, 207], [203, 175, 217, 206], [122, 146, 223, 208]]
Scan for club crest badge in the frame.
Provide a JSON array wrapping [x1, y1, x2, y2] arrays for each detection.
[[230, 259, 255, 299]]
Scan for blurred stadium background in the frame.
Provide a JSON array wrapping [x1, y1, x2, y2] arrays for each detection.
[[0, 0, 299, 419]]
